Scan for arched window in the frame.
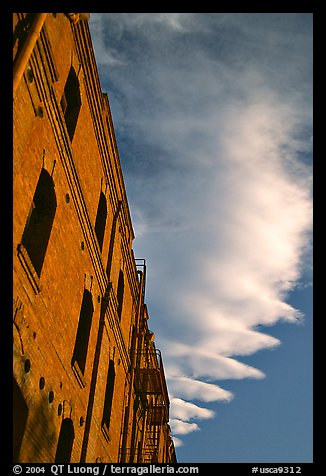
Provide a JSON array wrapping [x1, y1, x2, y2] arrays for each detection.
[[21, 168, 57, 276], [117, 270, 124, 322], [102, 359, 115, 431], [72, 289, 94, 377], [55, 418, 74, 463], [13, 379, 28, 462], [94, 191, 107, 252], [60, 67, 81, 141]]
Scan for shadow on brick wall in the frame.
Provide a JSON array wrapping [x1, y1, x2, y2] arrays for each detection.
[[20, 393, 58, 463]]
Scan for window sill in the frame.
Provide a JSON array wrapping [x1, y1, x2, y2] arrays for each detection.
[[71, 360, 86, 389], [101, 421, 111, 443], [17, 243, 41, 294]]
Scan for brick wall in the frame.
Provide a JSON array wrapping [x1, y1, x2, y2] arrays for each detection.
[[13, 13, 176, 464]]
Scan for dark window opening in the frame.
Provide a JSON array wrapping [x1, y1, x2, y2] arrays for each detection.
[[102, 360, 115, 430], [13, 379, 29, 463], [117, 270, 124, 322], [137, 442, 142, 463], [72, 289, 94, 375], [55, 418, 74, 463], [21, 168, 57, 276], [60, 67, 81, 141], [94, 192, 107, 252]]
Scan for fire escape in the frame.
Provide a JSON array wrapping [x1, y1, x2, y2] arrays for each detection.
[[120, 260, 170, 463], [134, 346, 170, 463]]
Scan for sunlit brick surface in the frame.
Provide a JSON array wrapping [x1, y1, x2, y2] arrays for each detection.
[[13, 13, 176, 464]]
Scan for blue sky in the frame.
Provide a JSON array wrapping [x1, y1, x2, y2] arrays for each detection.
[[88, 13, 313, 463]]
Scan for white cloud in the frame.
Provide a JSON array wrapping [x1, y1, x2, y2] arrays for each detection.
[[112, 13, 188, 32], [168, 376, 234, 403], [89, 13, 312, 450], [171, 436, 184, 448], [164, 342, 266, 380], [150, 13, 188, 32], [90, 15, 126, 67], [170, 398, 215, 422], [170, 419, 200, 436], [142, 96, 312, 443]]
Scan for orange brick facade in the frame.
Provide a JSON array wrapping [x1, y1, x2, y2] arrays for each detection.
[[13, 13, 176, 464]]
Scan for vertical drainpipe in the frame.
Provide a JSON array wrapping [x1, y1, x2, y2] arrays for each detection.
[[13, 13, 90, 98], [13, 13, 48, 97]]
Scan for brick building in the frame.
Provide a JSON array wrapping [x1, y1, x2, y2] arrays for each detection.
[[13, 12, 176, 464]]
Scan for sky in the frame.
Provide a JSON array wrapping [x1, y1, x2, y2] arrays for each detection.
[[88, 13, 313, 463]]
